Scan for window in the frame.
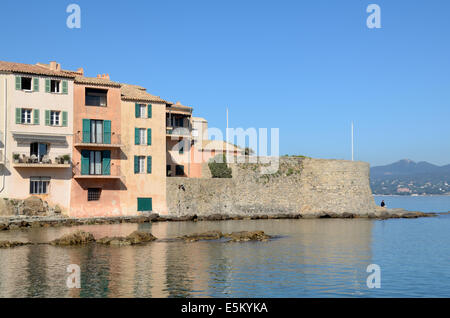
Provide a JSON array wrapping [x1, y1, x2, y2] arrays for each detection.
[[88, 188, 101, 201], [21, 109, 32, 124], [137, 156, 145, 173], [139, 128, 146, 145], [30, 143, 48, 162], [86, 88, 107, 106], [50, 80, 60, 93], [89, 151, 103, 175], [30, 177, 50, 194], [90, 120, 104, 144], [50, 111, 60, 126], [21, 77, 32, 91], [139, 104, 146, 118], [176, 165, 185, 176]]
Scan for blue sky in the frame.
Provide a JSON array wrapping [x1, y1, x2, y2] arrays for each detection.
[[1, 0, 449, 167]]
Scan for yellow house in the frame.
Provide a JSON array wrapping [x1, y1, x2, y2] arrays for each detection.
[[120, 84, 168, 215]]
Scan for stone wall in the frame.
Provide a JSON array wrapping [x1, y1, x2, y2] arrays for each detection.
[[166, 157, 378, 217]]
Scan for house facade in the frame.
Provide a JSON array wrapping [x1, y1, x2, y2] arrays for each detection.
[[0, 61, 75, 212], [119, 84, 167, 215], [69, 75, 124, 217]]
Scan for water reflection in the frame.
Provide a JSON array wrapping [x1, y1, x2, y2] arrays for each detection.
[[0, 219, 375, 298]]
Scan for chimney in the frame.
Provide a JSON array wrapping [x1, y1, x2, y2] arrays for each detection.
[[76, 67, 84, 76], [49, 61, 61, 71], [96, 74, 110, 80]]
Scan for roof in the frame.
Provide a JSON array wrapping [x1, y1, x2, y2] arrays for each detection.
[[199, 140, 244, 152], [192, 117, 207, 122], [120, 84, 168, 103], [74, 76, 121, 88], [0, 61, 76, 78]]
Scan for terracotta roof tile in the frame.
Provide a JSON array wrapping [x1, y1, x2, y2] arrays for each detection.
[[74, 76, 121, 87], [120, 84, 168, 103], [0, 61, 75, 78]]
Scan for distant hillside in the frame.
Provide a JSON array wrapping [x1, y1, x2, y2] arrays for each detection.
[[370, 159, 450, 195]]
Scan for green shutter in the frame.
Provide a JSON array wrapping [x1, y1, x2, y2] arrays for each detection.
[[62, 81, 68, 94], [15, 77, 21, 90], [81, 150, 90, 175], [147, 156, 152, 174], [135, 128, 140, 145], [33, 109, 39, 125], [45, 110, 50, 126], [62, 111, 68, 127], [45, 79, 50, 93], [102, 151, 111, 175], [134, 156, 139, 174], [82, 119, 91, 143], [148, 104, 152, 118], [147, 128, 152, 145], [135, 103, 140, 118], [15, 108, 22, 124], [137, 198, 152, 212], [103, 120, 111, 144], [33, 78, 39, 92]]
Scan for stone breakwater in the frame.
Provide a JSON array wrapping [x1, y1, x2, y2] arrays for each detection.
[[167, 157, 408, 217]]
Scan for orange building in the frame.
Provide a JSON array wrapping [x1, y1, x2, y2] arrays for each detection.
[[69, 74, 124, 217]]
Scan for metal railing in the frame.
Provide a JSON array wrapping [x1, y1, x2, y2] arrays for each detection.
[[74, 132, 121, 145], [73, 164, 122, 178]]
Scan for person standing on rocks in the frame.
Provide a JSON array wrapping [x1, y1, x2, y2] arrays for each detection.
[[381, 200, 386, 208]]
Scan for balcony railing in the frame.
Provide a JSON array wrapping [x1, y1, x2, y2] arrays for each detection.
[[74, 133, 122, 148], [73, 164, 123, 179], [166, 127, 191, 137], [12, 153, 71, 168]]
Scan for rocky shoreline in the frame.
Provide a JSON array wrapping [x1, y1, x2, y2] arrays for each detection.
[[0, 208, 440, 232]]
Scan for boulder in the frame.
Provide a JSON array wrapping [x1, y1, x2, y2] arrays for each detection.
[[0, 241, 31, 248], [0, 223, 8, 231], [97, 231, 157, 246], [179, 231, 223, 242], [0, 199, 15, 216], [22, 197, 46, 216], [50, 230, 95, 246], [224, 231, 271, 242]]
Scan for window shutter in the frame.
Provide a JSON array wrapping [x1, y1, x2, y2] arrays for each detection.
[[33, 109, 39, 125], [147, 156, 152, 174], [134, 156, 139, 174], [62, 81, 68, 94], [137, 198, 152, 212], [103, 120, 111, 144], [135, 128, 140, 145], [148, 104, 152, 118], [15, 77, 21, 90], [135, 103, 140, 118], [102, 151, 111, 175], [45, 79, 50, 93], [62, 111, 68, 127], [33, 78, 39, 92], [147, 128, 152, 145], [15, 108, 22, 124], [82, 119, 91, 143], [45, 110, 50, 126], [81, 150, 90, 175]]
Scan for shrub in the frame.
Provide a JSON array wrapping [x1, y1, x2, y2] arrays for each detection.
[[208, 154, 232, 178]]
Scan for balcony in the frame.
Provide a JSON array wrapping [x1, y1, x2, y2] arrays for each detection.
[[12, 153, 71, 168], [73, 165, 122, 179], [74, 133, 122, 148], [166, 126, 191, 138]]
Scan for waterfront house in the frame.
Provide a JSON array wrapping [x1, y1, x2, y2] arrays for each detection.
[[0, 61, 75, 212], [69, 73, 123, 217], [120, 84, 168, 214]]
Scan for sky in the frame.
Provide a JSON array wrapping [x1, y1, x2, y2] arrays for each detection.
[[1, 0, 450, 167]]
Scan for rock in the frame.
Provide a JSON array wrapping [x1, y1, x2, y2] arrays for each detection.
[[53, 205, 62, 214], [0, 223, 8, 231], [205, 214, 224, 221], [0, 241, 31, 248], [97, 231, 157, 246], [50, 230, 95, 246], [126, 231, 157, 244], [0, 199, 15, 216], [179, 231, 223, 242], [22, 197, 46, 216], [342, 212, 354, 219], [224, 231, 271, 242]]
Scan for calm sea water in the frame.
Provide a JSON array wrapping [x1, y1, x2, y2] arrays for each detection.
[[1, 195, 450, 298]]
